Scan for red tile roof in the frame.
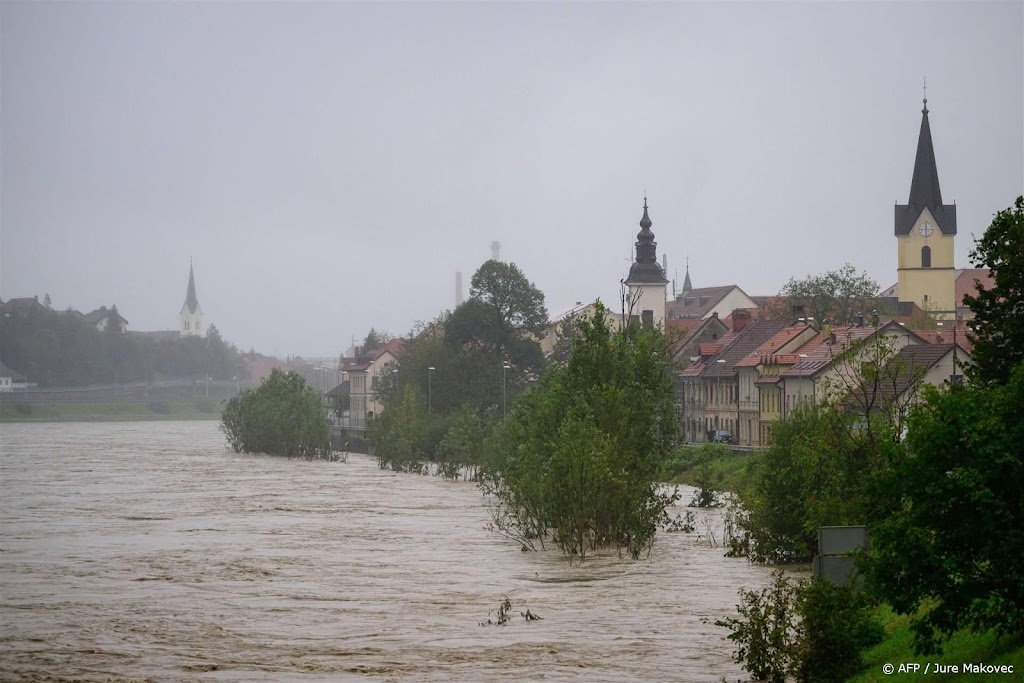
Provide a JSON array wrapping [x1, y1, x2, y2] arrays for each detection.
[[734, 323, 813, 367], [666, 318, 704, 338], [698, 342, 723, 356], [956, 268, 994, 306], [780, 322, 927, 378], [681, 320, 791, 378]]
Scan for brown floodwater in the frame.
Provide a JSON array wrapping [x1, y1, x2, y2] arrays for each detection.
[[2, 421, 780, 682]]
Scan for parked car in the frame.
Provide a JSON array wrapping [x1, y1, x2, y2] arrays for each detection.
[[710, 430, 734, 444]]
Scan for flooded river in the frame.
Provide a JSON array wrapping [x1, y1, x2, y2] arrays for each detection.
[[2, 421, 779, 682]]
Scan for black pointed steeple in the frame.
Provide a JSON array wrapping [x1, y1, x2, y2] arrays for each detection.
[[895, 96, 957, 235], [682, 257, 693, 294], [184, 261, 200, 313], [626, 196, 669, 285]]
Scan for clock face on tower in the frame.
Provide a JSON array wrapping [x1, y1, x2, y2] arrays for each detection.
[[918, 222, 934, 237]]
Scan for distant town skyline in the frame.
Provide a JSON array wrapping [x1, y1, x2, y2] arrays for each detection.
[[3, 2, 1021, 356]]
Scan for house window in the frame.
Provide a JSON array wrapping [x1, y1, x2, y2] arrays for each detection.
[[922, 246, 931, 268]]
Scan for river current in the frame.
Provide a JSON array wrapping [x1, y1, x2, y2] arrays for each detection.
[[1, 421, 778, 682]]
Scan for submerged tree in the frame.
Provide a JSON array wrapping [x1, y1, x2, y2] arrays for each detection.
[[483, 302, 678, 563], [221, 368, 330, 459]]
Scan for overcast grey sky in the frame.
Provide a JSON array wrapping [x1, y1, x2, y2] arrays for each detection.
[[2, 2, 1022, 358]]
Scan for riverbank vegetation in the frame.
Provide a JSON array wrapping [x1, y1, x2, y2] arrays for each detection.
[[368, 259, 546, 476], [665, 443, 757, 497], [0, 302, 250, 387], [483, 303, 679, 562], [716, 198, 1024, 673], [369, 260, 681, 563], [849, 607, 1023, 683], [0, 398, 222, 422], [221, 368, 331, 459]]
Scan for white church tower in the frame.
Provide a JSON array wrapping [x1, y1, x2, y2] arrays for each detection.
[[624, 196, 669, 329], [179, 261, 204, 337]]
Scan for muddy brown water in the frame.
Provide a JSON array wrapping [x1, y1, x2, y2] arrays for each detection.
[[2, 421, 780, 682]]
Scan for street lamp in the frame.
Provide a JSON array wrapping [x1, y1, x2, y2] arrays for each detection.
[[715, 359, 725, 431], [428, 367, 435, 414], [796, 354, 809, 412], [502, 362, 511, 418], [952, 315, 962, 385]]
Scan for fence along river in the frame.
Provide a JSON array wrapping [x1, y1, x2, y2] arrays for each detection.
[[1, 421, 778, 682]]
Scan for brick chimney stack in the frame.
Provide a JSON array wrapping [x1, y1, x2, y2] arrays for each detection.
[[733, 309, 754, 333]]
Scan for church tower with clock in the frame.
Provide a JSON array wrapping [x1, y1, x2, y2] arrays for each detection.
[[895, 95, 956, 318]]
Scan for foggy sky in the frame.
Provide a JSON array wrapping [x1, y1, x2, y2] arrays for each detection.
[[2, 2, 1022, 358]]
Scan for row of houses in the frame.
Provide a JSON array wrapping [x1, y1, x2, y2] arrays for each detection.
[[672, 311, 968, 447], [0, 296, 129, 332]]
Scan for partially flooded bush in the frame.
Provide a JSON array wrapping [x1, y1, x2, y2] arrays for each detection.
[[715, 571, 882, 683], [220, 369, 330, 459], [483, 304, 678, 564]]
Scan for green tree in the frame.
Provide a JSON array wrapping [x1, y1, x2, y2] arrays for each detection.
[[716, 572, 882, 683], [463, 260, 548, 374], [470, 259, 548, 337], [769, 263, 880, 324], [367, 384, 443, 472], [221, 368, 331, 458], [964, 196, 1024, 385], [362, 327, 391, 354], [741, 333, 915, 563], [549, 311, 581, 368], [867, 361, 1024, 654], [484, 302, 678, 563]]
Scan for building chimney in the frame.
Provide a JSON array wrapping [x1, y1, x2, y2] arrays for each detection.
[[856, 313, 865, 328], [733, 308, 754, 333], [455, 271, 463, 307]]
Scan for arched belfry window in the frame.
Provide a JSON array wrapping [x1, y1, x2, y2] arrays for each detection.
[[922, 246, 931, 269]]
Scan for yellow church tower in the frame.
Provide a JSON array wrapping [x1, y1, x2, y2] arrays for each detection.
[[895, 94, 956, 318]]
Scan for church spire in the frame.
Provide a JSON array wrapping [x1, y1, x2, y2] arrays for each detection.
[[184, 261, 200, 313], [682, 257, 692, 294], [908, 95, 943, 210], [625, 196, 668, 285], [895, 94, 957, 236]]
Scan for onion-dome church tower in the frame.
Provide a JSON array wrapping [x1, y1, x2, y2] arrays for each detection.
[[895, 93, 956, 317], [624, 196, 669, 328], [179, 261, 204, 337]]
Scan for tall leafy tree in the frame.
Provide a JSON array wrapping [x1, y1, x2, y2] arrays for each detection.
[[361, 327, 391, 354], [769, 263, 880, 324], [470, 259, 548, 340], [867, 361, 1024, 654], [964, 196, 1024, 385]]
